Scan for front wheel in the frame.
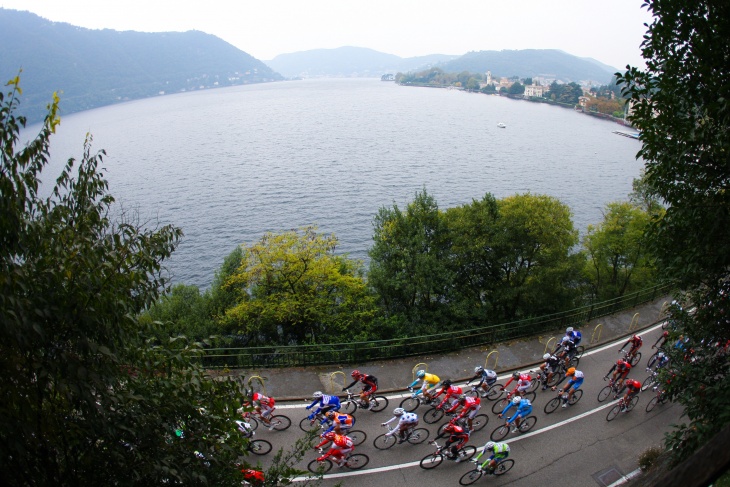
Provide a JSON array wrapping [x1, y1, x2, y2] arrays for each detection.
[[544, 397, 561, 414], [373, 433, 396, 450], [299, 417, 320, 433], [492, 397, 510, 414], [345, 453, 369, 470], [575, 345, 585, 359], [348, 430, 367, 446], [629, 352, 642, 367], [419, 452, 443, 469], [488, 384, 505, 401], [408, 428, 430, 444], [471, 414, 489, 432], [246, 417, 260, 431], [459, 469, 484, 486], [399, 396, 420, 412], [248, 439, 272, 455], [546, 371, 563, 388], [627, 395, 640, 411], [642, 375, 657, 392], [598, 385, 613, 402], [606, 405, 621, 422], [458, 446, 477, 462], [424, 407, 444, 424], [526, 378, 539, 393], [369, 396, 388, 412], [646, 396, 659, 413], [270, 415, 291, 431], [307, 458, 332, 474], [495, 458, 515, 476], [490, 423, 510, 441], [569, 389, 584, 405], [341, 400, 357, 415]]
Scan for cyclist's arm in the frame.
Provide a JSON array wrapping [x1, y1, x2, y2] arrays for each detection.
[[445, 401, 460, 414], [342, 379, 358, 390], [502, 377, 515, 389], [620, 340, 631, 350], [500, 403, 514, 417], [306, 398, 319, 409], [382, 416, 396, 426], [408, 378, 420, 389], [605, 364, 616, 377]]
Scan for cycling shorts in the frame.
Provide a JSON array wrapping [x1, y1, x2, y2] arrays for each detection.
[[517, 383, 530, 392], [490, 451, 510, 461], [466, 405, 481, 418], [568, 378, 584, 390]]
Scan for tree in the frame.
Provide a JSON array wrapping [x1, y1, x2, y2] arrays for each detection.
[[220, 226, 377, 344], [582, 202, 657, 300], [507, 81, 525, 95], [616, 0, 730, 464]]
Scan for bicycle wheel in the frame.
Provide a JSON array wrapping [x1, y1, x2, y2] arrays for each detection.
[[373, 433, 396, 450], [459, 469, 484, 486], [341, 400, 357, 415], [642, 375, 657, 392], [299, 417, 320, 432], [399, 396, 420, 412], [408, 428, 430, 444], [424, 407, 444, 424], [437, 422, 450, 437], [270, 415, 291, 431], [630, 352, 642, 367], [348, 430, 367, 446], [569, 389, 583, 405], [490, 423, 510, 441], [526, 378, 539, 393], [518, 416, 537, 433], [606, 405, 621, 422], [523, 391, 537, 402], [249, 439, 272, 455], [345, 453, 369, 470], [544, 397, 561, 414], [597, 385, 613, 402], [646, 396, 659, 412], [471, 414, 489, 432], [307, 458, 332, 474], [488, 384, 505, 401], [575, 345, 585, 358], [495, 458, 515, 476], [370, 396, 388, 412], [458, 446, 477, 462], [647, 352, 658, 368], [627, 395, 640, 411], [492, 397, 509, 414], [546, 371, 563, 388], [569, 355, 580, 367], [246, 417, 259, 430], [419, 452, 443, 469]]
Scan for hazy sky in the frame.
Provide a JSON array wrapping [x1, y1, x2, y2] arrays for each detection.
[[2, 0, 654, 68]]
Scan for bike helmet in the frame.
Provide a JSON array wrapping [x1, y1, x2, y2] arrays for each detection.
[[442, 379, 452, 388], [312, 391, 323, 398], [416, 369, 426, 378], [474, 365, 484, 374], [444, 423, 457, 433], [458, 394, 466, 401], [543, 353, 551, 360], [351, 369, 361, 378], [512, 372, 520, 380], [566, 327, 574, 333], [512, 396, 522, 404], [561, 336, 570, 343], [393, 407, 405, 416], [633, 334, 642, 340], [567, 367, 576, 376], [325, 411, 336, 420], [485, 441, 496, 451], [663, 330, 669, 338]]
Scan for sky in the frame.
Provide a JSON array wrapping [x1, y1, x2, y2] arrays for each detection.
[[1, 0, 654, 69]]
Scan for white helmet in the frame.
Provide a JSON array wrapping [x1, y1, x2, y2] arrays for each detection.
[[393, 407, 405, 416], [566, 327, 574, 333], [512, 396, 521, 405], [562, 336, 570, 343], [485, 441, 496, 450], [416, 369, 426, 378], [313, 391, 323, 398], [543, 353, 551, 360], [474, 365, 484, 374], [657, 352, 666, 359]]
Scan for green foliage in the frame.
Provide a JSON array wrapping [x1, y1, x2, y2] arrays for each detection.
[[142, 284, 216, 340], [0, 78, 264, 486], [547, 81, 583, 104], [638, 445, 666, 471], [507, 81, 525, 95], [220, 226, 378, 345], [616, 0, 730, 465]]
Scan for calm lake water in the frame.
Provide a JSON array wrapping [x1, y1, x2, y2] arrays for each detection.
[[34, 78, 644, 290]]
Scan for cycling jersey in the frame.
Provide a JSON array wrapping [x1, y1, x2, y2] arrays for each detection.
[[344, 374, 378, 391], [446, 396, 480, 414], [436, 385, 463, 408], [307, 395, 341, 416], [252, 392, 274, 407], [409, 372, 440, 389], [569, 330, 582, 344], [503, 373, 531, 390], [501, 398, 533, 423], [470, 369, 498, 387], [625, 379, 641, 391], [315, 434, 353, 450], [322, 413, 355, 435]]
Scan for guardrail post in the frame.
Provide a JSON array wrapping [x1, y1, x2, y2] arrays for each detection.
[[591, 324, 603, 344], [247, 375, 267, 396], [412, 363, 428, 381], [543, 337, 556, 356], [628, 312, 640, 331], [329, 371, 346, 395], [485, 350, 499, 370], [659, 300, 670, 321]]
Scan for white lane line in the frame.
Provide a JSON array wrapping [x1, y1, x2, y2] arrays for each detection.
[[291, 398, 623, 481], [607, 467, 643, 486], [275, 321, 665, 410]]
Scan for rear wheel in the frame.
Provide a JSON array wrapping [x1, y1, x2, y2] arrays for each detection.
[[419, 453, 443, 470], [526, 378, 539, 393], [519, 416, 537, 433], [345, 453, 369, 470], [495, 458, 515, 475], [627, 395, 640, 411], [373, 433, 396, 450], [270, 415, 291, 431], [246, 417, 259, 431], [459, 469, 483, 486], [370, 396, 388, 412], [544, 397, 561, 414], [341, 400, 357, 415], [488, 384, 505, 401], [546, 371, 563, 388], [408, 428, 430, 444], [399, 396, 420, 412], [575, 345, 585, 359], [248, 439, 272, 455], [424, 407, 444, 424], [471, 414, 489, 432], [629, 352, 642, 367], [308, 458, 332, 474]]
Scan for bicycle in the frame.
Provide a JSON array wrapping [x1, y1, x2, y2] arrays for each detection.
[[234, 420, 273, 455], [307, 451, 369, 474], [299, 410, 329, 432], [373, 423, 429, 449], [646, 347, 667, 368], [466, 381, 504, 401], [645, 387, 669, 412], [491, 389, 536, 415], [535, 367, 563, 390], [543, 388, 583, 414], [620, 348, 642, 367], [399, 389, 441, 412], [341, 389, 388, 414], [459, 458, 515, 485], [597, 378, 625, 402], [606, 394, 640, 421], [419, 440, 476, 469], [241, 410, 291, 431], [641, 370, 660, 392], [490, 415, 537, 441], [436, 413, 489, 436]]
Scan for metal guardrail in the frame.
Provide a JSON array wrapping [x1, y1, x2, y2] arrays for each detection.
[[202, 283, 673, 369]]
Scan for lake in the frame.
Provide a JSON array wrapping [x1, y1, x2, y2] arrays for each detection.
[[34, 78, 644, 290]]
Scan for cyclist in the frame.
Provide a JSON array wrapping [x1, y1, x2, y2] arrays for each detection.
[[620, 378, 642, 412], [566, 326, 582, 346], [619, 334, 643, 362], [408, 369, 441, 400], [434, 379, 463, 410], [653, 330, 670, 350], [551, 367, 584, 407], [306, 391, 341, 423], [381, 407, 419, 443], [539, 353, 562, 390], [343, 370, 379, 407], [440, 423, 471, 461], [243, 390, 276, 429], [314, 431, 354, 467], [322, 411, 356, 436], [473, 441, 510, 474], [648, 351, 670, 372], [468, 365, 498, 395], [499, 396, 533, 433], [554, 335, 578, 367], [501, 372, 532, 397], [604, 359, 632, 389], [446, 394, 481, 431], [241, 468, 265, 486], [235, 419, 255, 439]]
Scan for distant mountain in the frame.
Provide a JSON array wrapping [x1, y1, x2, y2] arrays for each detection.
[[439, 49, 618, 84], [268, 46, 618, 84], [0, 9, 283, 123], [266, 46, 459, 78]]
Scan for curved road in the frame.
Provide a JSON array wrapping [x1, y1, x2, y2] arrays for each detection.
[[254, 324, 680, 486]]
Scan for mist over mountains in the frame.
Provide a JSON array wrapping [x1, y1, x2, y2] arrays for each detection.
[[1, 8, 619, 123]]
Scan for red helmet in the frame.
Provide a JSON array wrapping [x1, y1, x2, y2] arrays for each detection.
[[663, 330, 669, 337], [351, 369, 362, 379]]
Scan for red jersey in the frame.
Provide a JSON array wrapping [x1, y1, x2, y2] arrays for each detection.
[[252, 392, 274, 407]]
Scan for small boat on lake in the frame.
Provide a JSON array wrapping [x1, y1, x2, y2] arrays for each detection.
[[497, 122, 506, 128]]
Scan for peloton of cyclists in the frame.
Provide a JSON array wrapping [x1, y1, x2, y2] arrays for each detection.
[[343, 370, 379, 407], [473, 441, 510, 474], [499, 396, 533, 433], [381, 407, 419, 442], [445, 394, 481, 431], [306, 391, 341, 423], [408, 369, 441, 400], [468, 365, 498, 395], [551, 367, 584, 407]]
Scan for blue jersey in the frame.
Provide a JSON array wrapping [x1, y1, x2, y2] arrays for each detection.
[[501, 398, 533, 422], [307, 395, 341, 410], [569, 330, 582, 343]]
